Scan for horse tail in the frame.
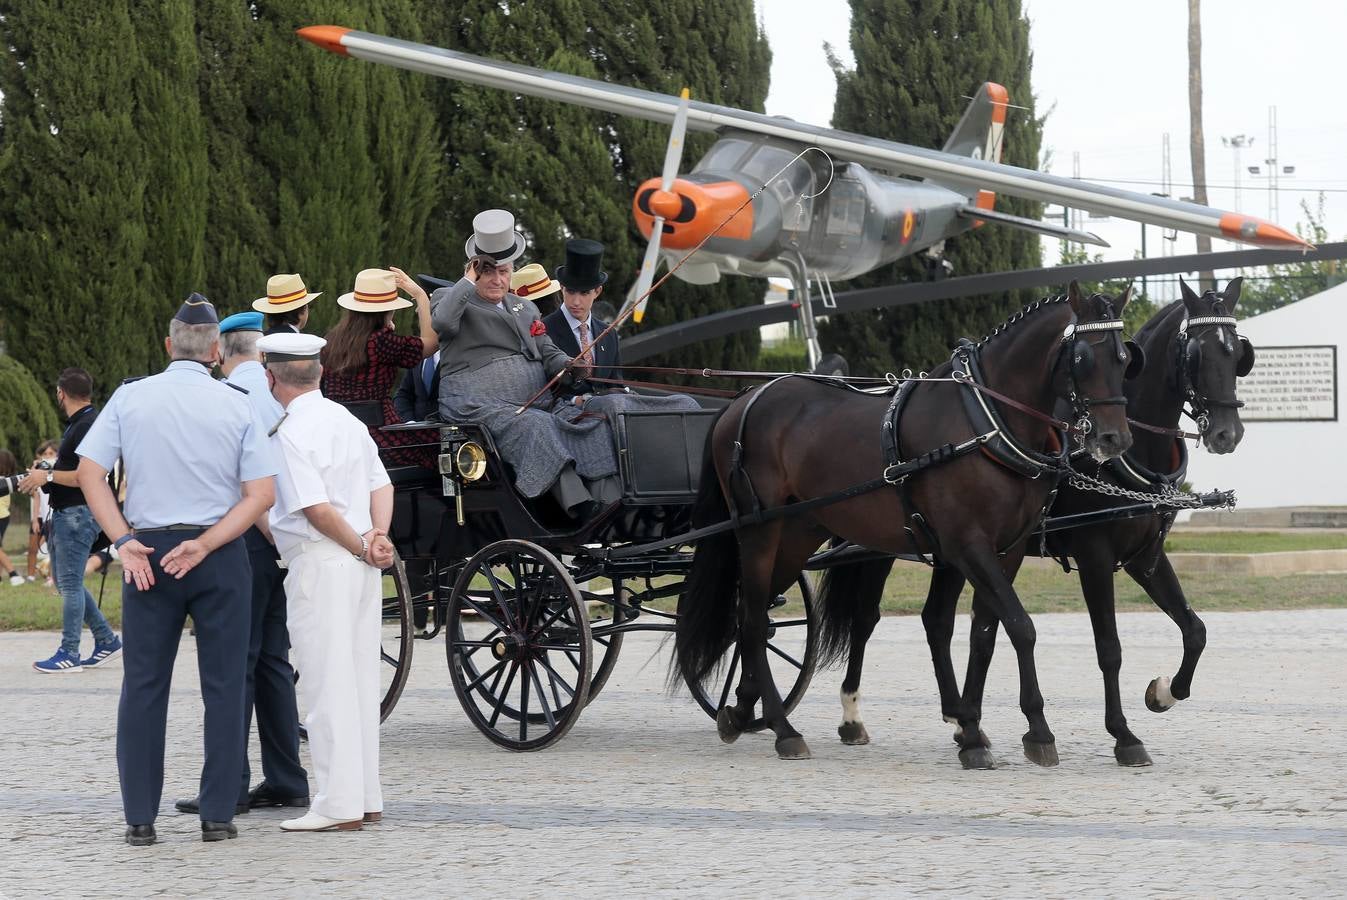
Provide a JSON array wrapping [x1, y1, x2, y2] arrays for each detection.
[[671, 408, 740, 692], [816, 556, 894, 668]]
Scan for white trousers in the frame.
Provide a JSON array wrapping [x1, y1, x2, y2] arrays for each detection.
[[284, 539, 382, 820]]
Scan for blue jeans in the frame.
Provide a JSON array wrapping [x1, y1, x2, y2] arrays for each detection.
[[52, 504, 115, 655]]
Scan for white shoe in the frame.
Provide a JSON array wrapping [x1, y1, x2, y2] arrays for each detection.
[[280, 812, 362, 832], [8, 574, 23, 586]]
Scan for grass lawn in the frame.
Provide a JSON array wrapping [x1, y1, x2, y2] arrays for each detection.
[[2, 531, 1343, 631]]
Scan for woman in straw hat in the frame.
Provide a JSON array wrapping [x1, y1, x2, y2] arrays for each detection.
[[254, 273, 322, 334], [320, 267, 438, 467]]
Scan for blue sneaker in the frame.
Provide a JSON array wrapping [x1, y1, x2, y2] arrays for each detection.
[[33, 648, 83, 674], [82, 635, 123, 668]]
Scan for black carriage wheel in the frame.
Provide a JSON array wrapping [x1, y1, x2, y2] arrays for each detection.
[[685, 573, 817, 731], [446, 540, 591, 751], [295, 549, 415, 740]]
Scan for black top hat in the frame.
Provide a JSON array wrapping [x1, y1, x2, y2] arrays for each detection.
[[554, 239, 609, 292]]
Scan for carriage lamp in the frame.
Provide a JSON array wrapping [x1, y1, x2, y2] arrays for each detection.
[[455, 442, 488, 481]]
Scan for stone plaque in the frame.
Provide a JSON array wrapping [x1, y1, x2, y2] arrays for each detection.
[[1239, 345, 1337, 422]]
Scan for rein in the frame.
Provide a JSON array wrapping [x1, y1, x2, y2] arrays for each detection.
[[1127, 417, 1203, 441], [584, 376, 741, 398]]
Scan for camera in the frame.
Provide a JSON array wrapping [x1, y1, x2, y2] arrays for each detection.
[[0, 474, 20, 497], [35, 459, 54, 471]]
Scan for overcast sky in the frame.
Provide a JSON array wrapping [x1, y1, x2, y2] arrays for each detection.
[[757, 0, 1342, 297]]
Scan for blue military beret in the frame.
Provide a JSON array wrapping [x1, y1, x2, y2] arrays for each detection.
[[174, 292, 219, 326], [219, 311, 264, 334]]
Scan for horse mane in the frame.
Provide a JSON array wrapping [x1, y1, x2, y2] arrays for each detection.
[[1131, 298, 1185, 345], [973, 295, 1070, 349]]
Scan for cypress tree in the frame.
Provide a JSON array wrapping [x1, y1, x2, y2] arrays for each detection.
[[130, 0, 208, 323], [819, 0, 1044, 374], [0, 356, 62, 480], [197, 0, 274, 310], [0, 0, 158, 395]]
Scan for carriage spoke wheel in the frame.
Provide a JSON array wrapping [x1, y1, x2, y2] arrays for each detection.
[[446, 540, 591, 751], [686, 574, 817, 732], [295, 549, 415, 740]]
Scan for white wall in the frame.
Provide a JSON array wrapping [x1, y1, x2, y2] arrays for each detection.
[[1184, 282, 1346, 508]]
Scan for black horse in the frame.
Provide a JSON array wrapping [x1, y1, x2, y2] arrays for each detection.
[[674, 283, 1136, 765], [825, 278, 1253, 767]]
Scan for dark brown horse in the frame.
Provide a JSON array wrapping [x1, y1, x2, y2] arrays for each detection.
[[826, 278, 1253, 767], [674, 284, 1136, 764]]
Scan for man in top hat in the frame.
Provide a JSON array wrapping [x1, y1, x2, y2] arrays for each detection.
[[544, 239, 623, 404], [173, 311, 309, 819], [258, 331, 393, 833], [254, 273, 322, 335], [76, 293, 277, 847]]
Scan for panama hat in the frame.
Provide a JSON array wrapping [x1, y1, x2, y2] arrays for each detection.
[[253, 273, 322, 314], [337, 268, 414, 313], [463, 209, 526, 264], [510, 263, 561, 301]]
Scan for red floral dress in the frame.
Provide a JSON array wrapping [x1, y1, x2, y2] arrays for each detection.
[[321, 328, 437, 468]]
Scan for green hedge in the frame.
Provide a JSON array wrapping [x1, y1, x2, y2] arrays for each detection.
[[0, 355, 62, 519], [757, 342, 809, 373]]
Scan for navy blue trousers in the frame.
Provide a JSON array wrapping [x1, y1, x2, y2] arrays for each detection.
[[239, 528, 307, 801], [117, 532, 248, 825]]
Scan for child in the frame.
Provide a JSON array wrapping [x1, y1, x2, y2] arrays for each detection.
[[26, 440, 58, 583], [0, 450, 23, 584]]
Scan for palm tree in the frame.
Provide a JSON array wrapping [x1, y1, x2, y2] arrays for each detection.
[[1188, 0, 1214, 289]]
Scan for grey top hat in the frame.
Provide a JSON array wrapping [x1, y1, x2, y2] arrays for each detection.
[[464, 209, 527, 264]]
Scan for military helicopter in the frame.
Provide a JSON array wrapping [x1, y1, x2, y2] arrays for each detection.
[[300, 25, 1309, 369]]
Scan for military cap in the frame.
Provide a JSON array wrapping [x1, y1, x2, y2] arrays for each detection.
[[257, 332, 326, 363], [219, 311, 265, 334], [174, 292, 218, 325]]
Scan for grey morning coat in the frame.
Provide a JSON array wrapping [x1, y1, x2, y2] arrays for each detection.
[[430, 277, 573, 381]]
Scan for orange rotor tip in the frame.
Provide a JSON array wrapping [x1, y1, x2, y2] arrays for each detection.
[[297, 25, 352, 56]]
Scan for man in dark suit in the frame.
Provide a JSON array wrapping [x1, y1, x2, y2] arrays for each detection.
[[543, 239, 623, 404], [393, 349, 440, 421]]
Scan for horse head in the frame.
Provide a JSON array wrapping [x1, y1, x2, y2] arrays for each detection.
[[1176, 276, 1252, 454], [1061, 280, 1136, 461]]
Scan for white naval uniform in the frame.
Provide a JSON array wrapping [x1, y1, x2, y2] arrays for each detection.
[[268, 389, 390, 821]]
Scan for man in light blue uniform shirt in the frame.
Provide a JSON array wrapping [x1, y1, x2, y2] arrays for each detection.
[[172, 311, 309, 820], [77, 294, 277, 848]]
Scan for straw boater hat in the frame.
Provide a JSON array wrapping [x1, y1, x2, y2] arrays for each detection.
[[338, 268, 414, 313], [464, 209, 526, 264], [253, 273, 322, 315], [510, 263, 561, 301]]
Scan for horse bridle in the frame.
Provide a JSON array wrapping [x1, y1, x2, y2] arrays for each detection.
[[1175, 305, 1254, 434], [1059, 315, 1132, 438]]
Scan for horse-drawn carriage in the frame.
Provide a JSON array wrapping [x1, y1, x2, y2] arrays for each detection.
[[357, 277, 1249, 766], [370, 407, 818, 751]]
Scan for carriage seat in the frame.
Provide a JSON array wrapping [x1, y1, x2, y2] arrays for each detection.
[[385, 464, 438, 490]]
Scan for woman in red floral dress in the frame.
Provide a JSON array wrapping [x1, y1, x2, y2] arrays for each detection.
[[320, 267, 439, 468]]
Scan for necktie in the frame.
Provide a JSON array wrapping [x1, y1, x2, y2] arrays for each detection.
[[423, 356, 435, 392], [577, 321, 595, 366]]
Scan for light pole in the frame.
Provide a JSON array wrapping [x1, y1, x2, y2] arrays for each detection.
[[1221, 133, 1254, 211], [1246, 106, 1295, 223]]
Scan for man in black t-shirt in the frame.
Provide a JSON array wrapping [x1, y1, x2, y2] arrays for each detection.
[[21, 367, 121, 673]]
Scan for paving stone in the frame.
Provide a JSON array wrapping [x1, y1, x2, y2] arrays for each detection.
[[1, 608, 1344, 896]]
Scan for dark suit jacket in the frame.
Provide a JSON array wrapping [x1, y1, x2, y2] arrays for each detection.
[[394, 354, 441, 421], [543, 310, 622, 398]]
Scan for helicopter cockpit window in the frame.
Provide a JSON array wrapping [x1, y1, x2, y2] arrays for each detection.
[[692, 138, 754, 173]]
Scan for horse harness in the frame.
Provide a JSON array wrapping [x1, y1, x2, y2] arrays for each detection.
[[1173, 306, 1255, 436]]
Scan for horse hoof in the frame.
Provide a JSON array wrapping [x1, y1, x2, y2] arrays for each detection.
[[838, 722, 870, 745], [958, 746, 996, 770], [1114, 743, 1153, 767], [776, 736, 812, 760], [715, 707, 742, 744], [1145, 676, 1176, 713], [1022, 738, 1060, 767], [953, 727, 992, 749]]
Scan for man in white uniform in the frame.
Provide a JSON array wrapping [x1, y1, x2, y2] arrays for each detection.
[[256, 332, 394, 833]]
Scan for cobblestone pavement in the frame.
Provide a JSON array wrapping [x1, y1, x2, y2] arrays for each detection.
[[3, 608, 1345, 897]]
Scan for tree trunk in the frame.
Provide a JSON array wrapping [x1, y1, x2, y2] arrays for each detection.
[[1188, 0, 1214, 290]]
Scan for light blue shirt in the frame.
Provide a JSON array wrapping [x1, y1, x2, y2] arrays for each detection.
[[225, 359, 285, 429], [78, 360, 278, 529]]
